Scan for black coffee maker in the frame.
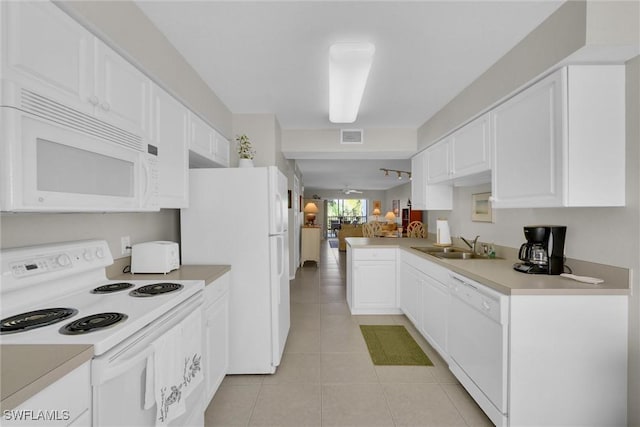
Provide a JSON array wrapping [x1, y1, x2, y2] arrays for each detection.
[[514, 225, 567, 274]]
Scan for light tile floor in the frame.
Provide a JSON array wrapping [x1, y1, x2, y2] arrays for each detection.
[[205, 240, 493, 427]]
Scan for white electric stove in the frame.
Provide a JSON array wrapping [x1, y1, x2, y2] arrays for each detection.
[[0, 240, 205, 427]]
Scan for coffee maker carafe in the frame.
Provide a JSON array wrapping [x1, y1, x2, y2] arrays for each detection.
[[514, 226, 567, 274]]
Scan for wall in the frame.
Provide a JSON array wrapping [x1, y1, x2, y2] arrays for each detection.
[[383, 183, 412, 225], [417, 1, 639, 151], [428, 55, 640, 424], [282, 128, 417, 159], [1, 1, 231, 260], [0, 211, 179, 262]]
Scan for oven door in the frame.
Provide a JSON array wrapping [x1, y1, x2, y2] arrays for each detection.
[[0, 108, 158, 212], [91, 294, 203, 427]]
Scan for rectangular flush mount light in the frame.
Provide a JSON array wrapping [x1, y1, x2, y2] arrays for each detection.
[[329, 42, 375, 123]]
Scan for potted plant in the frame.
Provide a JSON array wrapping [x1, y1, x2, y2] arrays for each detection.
[[236, 134, 255, 167]]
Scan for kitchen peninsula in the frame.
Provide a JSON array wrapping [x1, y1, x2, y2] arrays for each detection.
[[346, 237, 629, 427]]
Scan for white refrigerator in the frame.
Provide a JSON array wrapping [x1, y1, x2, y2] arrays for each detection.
[[181, 166, 290, 374]]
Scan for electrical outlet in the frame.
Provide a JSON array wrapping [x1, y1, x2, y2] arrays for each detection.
[[121, 236, 131, 256]]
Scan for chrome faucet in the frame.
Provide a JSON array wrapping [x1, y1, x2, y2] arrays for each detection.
[[460, 235, 480, 254]]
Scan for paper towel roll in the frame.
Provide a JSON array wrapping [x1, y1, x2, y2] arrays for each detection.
[[436, 220, 451, 245]]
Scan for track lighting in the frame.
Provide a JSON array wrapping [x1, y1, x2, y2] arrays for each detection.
[[379, 168, 411, 180]]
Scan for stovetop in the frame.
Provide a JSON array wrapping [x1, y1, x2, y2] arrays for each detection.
[[0, 240, 203, 356]]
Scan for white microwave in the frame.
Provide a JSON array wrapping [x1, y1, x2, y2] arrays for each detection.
[[0, 94, 159, 212]]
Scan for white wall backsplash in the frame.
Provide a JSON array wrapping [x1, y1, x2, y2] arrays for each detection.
[[1, 210, 180, 261], [429, 180, 637, 269]]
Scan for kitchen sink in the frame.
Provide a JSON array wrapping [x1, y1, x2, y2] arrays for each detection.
[[410, 246, 466, 254], [410, 246, 498, 260]]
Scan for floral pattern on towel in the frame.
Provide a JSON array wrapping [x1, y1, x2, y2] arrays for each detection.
[[158, 352, 201, 423]]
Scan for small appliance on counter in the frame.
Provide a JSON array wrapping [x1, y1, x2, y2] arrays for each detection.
[[435, 219, 452, 246], [131, 241, 180, 274], [514, 225, 567, 274]]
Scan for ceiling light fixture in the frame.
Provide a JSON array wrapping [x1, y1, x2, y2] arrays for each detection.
[[380, 168, 411, 180], [329, 42, 375, 124]]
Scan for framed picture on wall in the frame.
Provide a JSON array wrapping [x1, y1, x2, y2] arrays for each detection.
[[392, 199, 400, 215], [373, 200, 381, 211], [471, 192, 493, 222]]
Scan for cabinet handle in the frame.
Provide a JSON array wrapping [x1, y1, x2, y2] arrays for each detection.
[[88, 95, 99, 106], [100, 102, 111, 112]]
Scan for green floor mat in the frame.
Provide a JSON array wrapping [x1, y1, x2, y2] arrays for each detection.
[[360, 325, 433, 366]]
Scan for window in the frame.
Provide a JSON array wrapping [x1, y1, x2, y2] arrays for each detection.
[[326, 199, 368, 237]]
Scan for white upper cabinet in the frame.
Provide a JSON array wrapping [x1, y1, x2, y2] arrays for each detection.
[[188, 112, 230, 168], [450, 112, 491, 181], [94, 40, 151, 139], [426, 113, 491, 185], [411, 150, 453, 210], [2, 1, 94, 113], [213, 132, 230, 167], [491, 65, 625, 208], [2, 2, 151, 139], [151, 86, 189, 208], [188, 112, 215, 166], [426, 141, 450, 183]]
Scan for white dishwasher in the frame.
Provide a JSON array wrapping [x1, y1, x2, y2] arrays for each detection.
[[447, 272, 509, 427]]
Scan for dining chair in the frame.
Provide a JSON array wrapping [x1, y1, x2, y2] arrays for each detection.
[[363, 221, 382, 237], [407, 221, 426, 238]]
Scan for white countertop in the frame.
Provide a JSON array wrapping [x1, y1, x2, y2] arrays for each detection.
[[346, 237, 629, 296]]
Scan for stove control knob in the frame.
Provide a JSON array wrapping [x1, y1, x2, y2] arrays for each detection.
[[56, 254, 71, 267], [95, 248, 105, 259], [83, 250, 94, 261]]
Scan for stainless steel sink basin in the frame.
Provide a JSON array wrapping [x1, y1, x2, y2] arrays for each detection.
[[410, 246, 465, 254], [432, 252, 484, 260], [410, 246, 498, 260]]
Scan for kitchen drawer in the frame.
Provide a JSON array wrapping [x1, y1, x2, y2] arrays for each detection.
[[204, 272, 230, 306], [352, 248, 396, 261]]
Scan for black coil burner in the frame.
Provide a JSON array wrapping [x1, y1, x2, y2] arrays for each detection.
[[60, 312, 128, 335], [129, 283, 183, 297], [1, 308, 78, 335], [91, 282, 134, 294]]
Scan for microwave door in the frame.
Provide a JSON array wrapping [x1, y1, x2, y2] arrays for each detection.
[[6, 112, 157, 212]]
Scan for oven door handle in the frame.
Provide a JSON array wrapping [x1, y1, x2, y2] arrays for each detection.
[[91, 294, 203, 385], [93, 344, 156, 385]]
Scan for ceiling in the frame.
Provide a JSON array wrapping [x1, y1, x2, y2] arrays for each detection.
[[135, 0, 564, 190]]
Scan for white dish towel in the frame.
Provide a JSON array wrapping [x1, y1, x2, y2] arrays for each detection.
[[144, 307, 204, 426]]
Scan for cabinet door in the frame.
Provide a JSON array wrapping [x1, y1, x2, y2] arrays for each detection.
[[421, 275, 449, 359], [400, 262, 423, 327], [3, 362, 91, 426], [94, 40, 151, 138], [189, 112, 214, 159], [213, 131, 230, 167], [491, 69, 564, 208], [450, 113, 491, 178], [151, 86, 189, 208], [353, 261, 396, 309], [204, 292, 229, 404], [2, 1, 94, 114], [411, 151, 427, 210], [301, 227, 320, 265], [426, 140, 450, 184]]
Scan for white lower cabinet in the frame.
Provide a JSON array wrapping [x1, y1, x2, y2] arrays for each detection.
[[2, 362, 91, 426], [400, 251, 449, 360], [374, 248, 628, 426], [420, 273, 449, 361], [399, 262, 422, 326], [347, 247, 400, 314], [300, 227, 321, 266], [203, 272, 230, 405]]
